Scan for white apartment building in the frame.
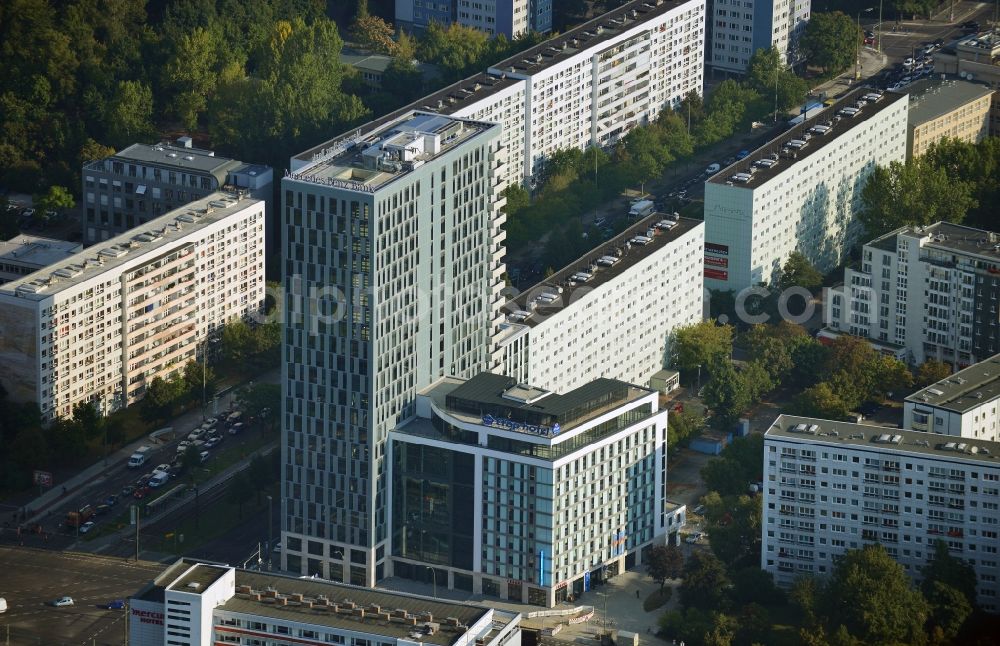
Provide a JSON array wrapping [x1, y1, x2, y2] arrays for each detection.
[[131, 559, 522, 646], [0, 191, 265, 422], [396, 0, 551, 38], [281, 113, 507, 587], [824, 221, 1000, 367], [384, 373, 684, 607], [0, 234, 81, 283], [710, 0, 810, 73], [703, 88, 908, 293], [904, 353, 1000, 442], [762, 414, 1000, 612], [295, 0, 706, 190], [495, 216, 704, 394]]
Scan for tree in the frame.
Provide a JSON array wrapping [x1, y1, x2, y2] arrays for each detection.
[[859, 159, 977, 237], [34, 185, 75, 216], [182, 359, 217, 405], [702, 361, 752, 428], [672, 320, 734, 375], [142, 376, 185, 422], [799, 12, 861, 74], [106, 79, 155, 147], [915, 360, 951, 388], [746, 46, 808, 113], [778, 251, 824, 290], [823, 544, 930, 645], [701, 433, 764, 496], [417, 21, 488, 81], [227, 471, 254, 519], [667, 409, 706, 457], [921, 540, 977, 606], [703, 493, 762, 569], [163, 27, 220, 129], [646, 543, 684, 592], [353, 14, 397, 54], [236, 382, 281, 431], [72, 401, 103, 440], [679, 550, 730, 611], [792, 382, 850, 420], [789, 575, 821, 628], [247, 453, 275, 505], [221, 319, 255, 366]]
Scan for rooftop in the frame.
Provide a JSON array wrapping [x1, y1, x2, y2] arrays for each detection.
[[224, 570, 504, 646], [293, 0, 694, 164], [0, 235, 82, 269], [867, 221, 1000, 263], [766, 414, 1000, 464], [708, 88, 908, 188], [90, 141, 243, 177], [169, 563, 230, 595], [906, 354, 1000, 413], [0, 191, 262, 301], [502, 215, 701, 328], [287, 113, 497, 193], [907, 77, 994, 126]]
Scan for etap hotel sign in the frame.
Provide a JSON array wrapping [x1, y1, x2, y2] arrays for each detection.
[[482, 415, 560, 437]]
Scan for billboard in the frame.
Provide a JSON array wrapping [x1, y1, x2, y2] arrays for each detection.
[[704, 268, 729, 281], [705, 242, 729, 256], [704, 256, 728, 268], [32, 471, 52, 487]]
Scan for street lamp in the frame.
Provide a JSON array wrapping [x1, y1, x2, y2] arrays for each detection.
[[856, 8, 874, 80], [596, 591, 609, 636], [696, 364, 702, 392], [426, 566, 437, 598], [266, 495, 274, 571]]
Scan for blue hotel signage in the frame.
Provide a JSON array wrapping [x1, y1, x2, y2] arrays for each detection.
[[481, 414, 561, 436]]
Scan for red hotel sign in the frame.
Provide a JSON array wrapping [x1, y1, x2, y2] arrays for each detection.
[[704, 256, 728, 268], [704, 268, 729, 280], [132, 608, 163, 625]]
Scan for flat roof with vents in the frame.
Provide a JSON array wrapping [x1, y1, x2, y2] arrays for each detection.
[[905, 353, 1000, 413], [0, 190, 262, 301], [766, 414, 1000, 463], [709, 87, 907, 187]]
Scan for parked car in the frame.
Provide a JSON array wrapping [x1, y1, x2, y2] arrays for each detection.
[[187, 429, 206, 442], [120, 485, 136, 497], [133, 486, 150, 499], [693, 504, 706, 515], [199, 450, 210, 463], [864, 36, 875, 46], [962, 20, 979, 32], [104, 494, 119, 506], [735, 149, 750, 160], [201, 418, 218, 431], [228, 422, 245, 435], [205, 436, 221, 449], [105, 599, 126, 610], [704, 162, 721, 175], [152, 463, 171, 474], [94, 504, 112, 516], [78, 521, 95, 534], [903, 57, 914, 67], [933, 38, 944, 47], [49, 596, 74, 607], [864, 29, 875, 38]]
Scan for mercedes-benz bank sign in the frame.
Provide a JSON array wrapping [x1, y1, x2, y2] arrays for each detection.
[[482, 414, 560, 437]]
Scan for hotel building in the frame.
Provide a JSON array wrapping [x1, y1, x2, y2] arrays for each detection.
[[295, 0, 706, 191], [824, 221, 1000, 367], [383, 373, 681, 607], [703, 88, 908, 292], [709, 0, 810, 73], [0, 191, 265, 421], [130, 559, 522, 646], [904, 353, 1000, 442], [496, 216, 704, 394], [281, 113, 507, 587], [762, 414, 1000, 611], [82, 137, 272, 243]]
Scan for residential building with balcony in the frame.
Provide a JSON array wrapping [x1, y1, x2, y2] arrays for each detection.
[[906, 77, 993, 158], [130, 559, 522, 646], [281, 113, 507, 588], [823, 221, 1000, 367], [709, 0, 810, 73], [395, 0, 551, 38], [385, 372, 681, 607], [82, 137, 272, 243], [904, 353, 1000, 441], [295, 0, 705, 190], [762, 414, 1000, 612], [494, 216, 704, 395], [0, 191, 265, 422], [0, 235, 81, 284], [703, 88, 908, 292]]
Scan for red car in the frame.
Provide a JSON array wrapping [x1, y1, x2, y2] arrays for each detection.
[[133, 486, 150, 499]]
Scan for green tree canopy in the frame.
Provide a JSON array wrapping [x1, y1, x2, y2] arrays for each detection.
[[701, 431, 764, 496], [746, 46, 808, 113], [702, 492, 763, 569], [799, 12, 861, 74], [921, 539, 977, 606], [860, 158, 977, 237], [778, 251, 824, 290], [646, 543, 684, 592], [673, 320, 734, 375], [823, 544, 930, 645], [679, 550, 731, 611], [792, 382, 851, 420], [702, 360, 753, 428], [914, 360, 952, 388], [34, 185, 76, 215]]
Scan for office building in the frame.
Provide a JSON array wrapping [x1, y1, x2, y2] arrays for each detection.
[[904, 353, 1000, 442], [340, 51, 441, 90], [395, 0, 551, 38], [823, 221, 1000, 367], [281, 113, 507, 587], [130, 559, 522, 646], [933, 32, 1000, 135], [905, 77, 993, 158], [0, 191, 265, 422], [761, 414, 1000, 611], [82, 137, 272, 243], [383, 373, 682, 607], [297, 0, 706, 190], [495, 216, 704, 395], [709, 0, 810, 73], [0, 234, 81, 283], [703, 88, 908, 292]]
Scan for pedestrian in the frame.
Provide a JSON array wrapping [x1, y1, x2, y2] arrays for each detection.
[[636, 589, 640, 599]]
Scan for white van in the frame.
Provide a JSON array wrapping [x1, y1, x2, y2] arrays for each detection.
[[127, 446, 151, 468], [0, 597, 7, 613], [149, 472, 169, 488]]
